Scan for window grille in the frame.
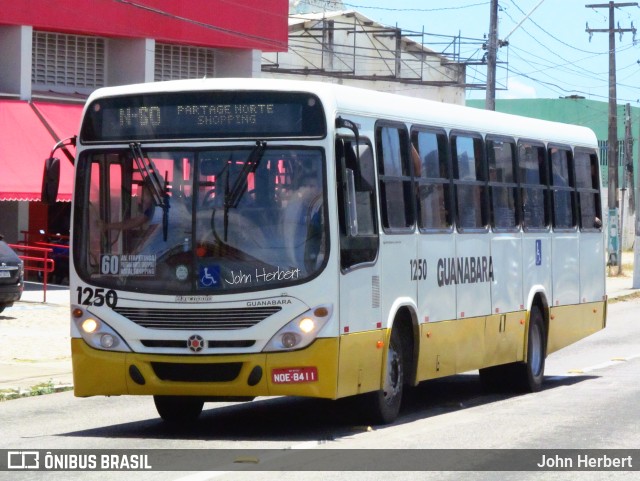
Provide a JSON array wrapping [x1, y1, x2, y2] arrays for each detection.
[[32, 31, 105, 90], [154, 44, 215, 81]]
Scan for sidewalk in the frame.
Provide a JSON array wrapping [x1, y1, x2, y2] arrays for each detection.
[[1, 275, 639, 396], [0, 282, 73, 397]]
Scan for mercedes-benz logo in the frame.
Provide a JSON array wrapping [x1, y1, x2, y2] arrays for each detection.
[[187, 334, 205, 352]]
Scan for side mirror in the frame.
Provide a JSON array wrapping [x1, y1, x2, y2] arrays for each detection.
[[41, 157, 60, 205]]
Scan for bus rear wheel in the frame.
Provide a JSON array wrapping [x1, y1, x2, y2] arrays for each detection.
[[153, 395, 204, 424], [479, 305, 546, 393], [514, 304, 546, 392]]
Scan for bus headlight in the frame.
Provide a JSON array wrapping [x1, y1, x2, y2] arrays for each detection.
[[81, 318, 98, 333], [100, 333, 115, 348], [263, 304, 333, 352], [72, 306, 131, 352]]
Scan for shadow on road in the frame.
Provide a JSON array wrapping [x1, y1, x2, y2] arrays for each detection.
[[59, 373, 598, 442]]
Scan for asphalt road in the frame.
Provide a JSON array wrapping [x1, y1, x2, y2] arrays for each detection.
[[1, 297, 639, 481]]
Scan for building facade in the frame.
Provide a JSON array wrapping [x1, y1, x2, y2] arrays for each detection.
[[262, 10, 467, 104]]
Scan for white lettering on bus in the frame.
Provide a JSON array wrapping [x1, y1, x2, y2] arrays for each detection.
[[224, 266, 301, 286], [224, 269, 252, 285], [175, 103, 275, 127]]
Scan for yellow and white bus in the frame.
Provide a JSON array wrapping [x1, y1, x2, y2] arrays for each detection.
[[45, 78, 606, 424]]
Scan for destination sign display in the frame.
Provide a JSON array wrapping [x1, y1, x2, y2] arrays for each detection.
[[80, 91, 326, 142]]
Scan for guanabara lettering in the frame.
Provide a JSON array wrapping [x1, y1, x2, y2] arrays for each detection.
[[246, 299, 292, 307], [436, 256, 494, 287]]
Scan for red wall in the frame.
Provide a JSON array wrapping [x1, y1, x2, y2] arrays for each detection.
[[0, 0, 288, 51]]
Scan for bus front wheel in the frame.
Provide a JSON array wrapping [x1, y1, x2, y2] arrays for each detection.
[[153, 395, 204, 424], [361, 328, 404, 424]]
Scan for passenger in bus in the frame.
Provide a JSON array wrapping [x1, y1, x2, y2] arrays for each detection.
[[522, 189, 545, 229], [410, 144, 422, 177], [488, 165, 516, 229], [99, 181, 191, 258], [282, 172, 324, 272], [591, 161, 603, 229], [457, 152, 481, 229], [593, 215, 602, 229], [521, 146, 547, 229], [550, 148, 573, 228], [99, 181, 156, 234], [414, 148, 449, 230]]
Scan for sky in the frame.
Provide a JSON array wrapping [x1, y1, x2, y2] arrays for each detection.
[[329, 0, 640, 105]]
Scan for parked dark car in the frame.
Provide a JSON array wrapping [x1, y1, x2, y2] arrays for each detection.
[[0, 235, 24, 313]]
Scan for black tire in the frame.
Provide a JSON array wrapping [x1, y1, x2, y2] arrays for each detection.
[[153, 396, 204, 424], [515, 304, 546, 392], [480, 305, 546, 393], [361, 328, 404, 424]]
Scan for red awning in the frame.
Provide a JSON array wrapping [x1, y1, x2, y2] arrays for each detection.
[[0, 100, 82, 202], [32, 101, 82, 159]]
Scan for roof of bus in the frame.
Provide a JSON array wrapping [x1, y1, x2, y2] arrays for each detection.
[[86, 78, 599, 148]]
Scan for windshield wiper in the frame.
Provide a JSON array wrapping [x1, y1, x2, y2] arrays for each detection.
[[130, 142, 171, 241], [225, 140, 267, 209], [222, 141, 266, 241]]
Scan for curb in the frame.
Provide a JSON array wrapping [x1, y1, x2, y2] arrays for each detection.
[[0, 383, 73, 401]]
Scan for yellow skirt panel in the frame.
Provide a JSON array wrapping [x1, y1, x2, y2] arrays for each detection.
[[547, 301, 606, 354], [71, 337, 339, 399]]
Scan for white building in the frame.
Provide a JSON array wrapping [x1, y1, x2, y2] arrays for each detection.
[[262, 10, 467, 105]]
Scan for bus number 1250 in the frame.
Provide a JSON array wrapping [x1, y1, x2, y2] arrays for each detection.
[[76, 286, 118, 308], [410, 259, 428, 281]]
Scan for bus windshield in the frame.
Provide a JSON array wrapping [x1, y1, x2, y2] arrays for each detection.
[[74, 146, 327, 294]]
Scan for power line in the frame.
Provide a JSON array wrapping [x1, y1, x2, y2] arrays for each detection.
[[507, 42, 636, 86], [507, 0, 609, 54], [493, 1, 639, 102], [110, 0, 287, 49], [337, 1, 491, 13]]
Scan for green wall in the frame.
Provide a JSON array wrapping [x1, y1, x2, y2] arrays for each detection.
[[466, 97, 640, 187]]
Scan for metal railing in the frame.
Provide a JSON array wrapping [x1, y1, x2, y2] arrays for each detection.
[[8, 244, 55, 303]]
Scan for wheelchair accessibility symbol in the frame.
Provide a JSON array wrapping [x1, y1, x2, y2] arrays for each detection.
[[199, 265, 221, 288]]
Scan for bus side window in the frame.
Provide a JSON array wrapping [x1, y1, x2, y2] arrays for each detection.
[[575, 149, 602, 231], [549, 146, 577, 230], [518, 142, 549, 231], [487, 137, 518, 231], [411, 128, 452, 231], [336, 137, 379, 270], [376, 123, 414, 231], [451, 133, 488, 231]]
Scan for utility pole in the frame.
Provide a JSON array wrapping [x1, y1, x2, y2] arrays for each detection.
[[486, 0, 545, 111], [635, 112, 640, 287], [485, 0, 499, 110], [586, 2, 637, 271], [621, 103, 633, 275]]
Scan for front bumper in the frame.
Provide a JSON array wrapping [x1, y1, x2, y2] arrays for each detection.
[[71, 337, 339, 399]]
